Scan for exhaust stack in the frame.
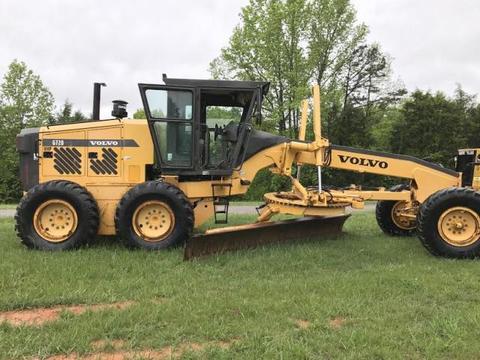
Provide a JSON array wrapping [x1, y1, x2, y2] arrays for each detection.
[[92, 82, 106, 120]]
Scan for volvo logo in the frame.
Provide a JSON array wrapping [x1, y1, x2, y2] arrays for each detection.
[[89, 140, 119, 146], [338, 155, 388, 169]]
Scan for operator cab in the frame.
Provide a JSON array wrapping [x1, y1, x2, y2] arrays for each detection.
[[139, 75, 285, 179], [456, 148, 480, 187]]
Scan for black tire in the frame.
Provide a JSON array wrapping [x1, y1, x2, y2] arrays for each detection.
[[15, 180, 99, 250], [417, 187, 480, 258], [376, 184, 415, 236], [115, 181, 194, 250]]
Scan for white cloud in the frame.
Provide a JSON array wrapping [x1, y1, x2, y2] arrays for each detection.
[[0, 0, 248, 117], [352, 0, 480, 96], [1, 0, 479, 118]]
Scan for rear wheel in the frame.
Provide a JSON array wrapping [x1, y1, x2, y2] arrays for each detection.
[[15, 180, 99, 250], [417, 187, 480, 258], [115, 181, 194, 250], [376, 184, 416, 236]]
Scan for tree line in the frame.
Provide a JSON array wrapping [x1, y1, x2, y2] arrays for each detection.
[[0, 60, 88, 202], [0, 0, 479, 202], [211, 0, 480, 198]]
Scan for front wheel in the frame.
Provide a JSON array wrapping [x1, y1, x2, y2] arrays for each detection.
[[376, 184, 416, 236], [417, 187, 480, 258], [115, 181, 194, 250]]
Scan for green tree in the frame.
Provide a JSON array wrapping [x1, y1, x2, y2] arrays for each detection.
[[206, 106, 242, 120], [210, 0, 407, 195], [370, 107, 403, 151], [391, 90, 465, 167], [56, 100, 73, 123], [209, 0, 393, 138], [339, 44, 405, 110], [133, 108, 146, 119], [453, 86, 480, 148], [0, 60, 54, 127], [210, 0, 311, 136], [0, 60, 54, 201], [328, 43, 405, 148], [51, 100, 86, 124], [308, 0, 366, 89]]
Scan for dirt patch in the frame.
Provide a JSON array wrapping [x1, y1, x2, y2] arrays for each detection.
[[329, 316, 347, 329], [0, 301, 135, 326], [294, 319, 311, 329], [43, 339, 237, 360]]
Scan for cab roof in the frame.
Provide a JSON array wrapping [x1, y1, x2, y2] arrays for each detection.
[[162, 74, 270, 95]]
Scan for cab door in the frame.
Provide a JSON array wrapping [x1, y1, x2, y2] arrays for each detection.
[[139, 84, 196, 174]]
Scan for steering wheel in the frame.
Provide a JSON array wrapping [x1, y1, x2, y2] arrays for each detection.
[[212, 124, 224, 141], [208, 122, 239, 142]]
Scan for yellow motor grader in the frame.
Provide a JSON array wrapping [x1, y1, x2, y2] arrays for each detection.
[[14, 76, 480, 259]]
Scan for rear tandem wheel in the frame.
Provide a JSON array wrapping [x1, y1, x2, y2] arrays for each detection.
[[15, 180, 99, 250], [115, 181, 194, 250]]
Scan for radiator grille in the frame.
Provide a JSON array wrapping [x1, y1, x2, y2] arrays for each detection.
[[53, 147, 82, 175], [90, 148, 118, 175]]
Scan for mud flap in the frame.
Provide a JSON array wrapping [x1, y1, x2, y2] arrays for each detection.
[[184, 214, 350, 260]]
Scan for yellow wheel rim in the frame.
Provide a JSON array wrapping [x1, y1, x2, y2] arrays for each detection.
[[438, 207, 480, 247], [33, 199, 78, 243], [391, 201, 416, 230], [132, 201, 175, 242]]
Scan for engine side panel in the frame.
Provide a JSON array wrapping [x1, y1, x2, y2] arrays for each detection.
[[37, 119, 154, 235]]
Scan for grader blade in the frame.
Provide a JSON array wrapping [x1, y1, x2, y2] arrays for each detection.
[[184, 214, 350, 260]]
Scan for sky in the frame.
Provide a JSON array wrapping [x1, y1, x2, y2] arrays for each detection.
[[1, 0, 479, 118]]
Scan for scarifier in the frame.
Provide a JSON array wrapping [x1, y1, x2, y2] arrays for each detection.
[[14, 75, 480, 259]]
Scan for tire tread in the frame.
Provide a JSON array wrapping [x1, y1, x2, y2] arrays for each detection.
[[375, 184, 415, 236], [417, 187, 480, 258], [114, 180, 194, 249], [15, 180, 99, 250]]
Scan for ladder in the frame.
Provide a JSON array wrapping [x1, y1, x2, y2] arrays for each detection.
[[211, 183, 232, 224]]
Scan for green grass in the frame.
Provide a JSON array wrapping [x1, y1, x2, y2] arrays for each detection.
[[1, 213, 480, 359], [229, 201, 262, 206], [0, 204, 17, 210]]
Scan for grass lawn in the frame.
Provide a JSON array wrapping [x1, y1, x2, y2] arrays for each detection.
[[0, 204, 17, 210], [1, 213, 480, 359], [229, 201, 262, 206]]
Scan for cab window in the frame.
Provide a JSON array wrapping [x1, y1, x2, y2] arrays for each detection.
[[145, 89, 192, 120], [146, 89, 193, 167]]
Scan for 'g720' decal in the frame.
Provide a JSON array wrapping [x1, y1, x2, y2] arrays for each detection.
[[338, 155, 389, 169]]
